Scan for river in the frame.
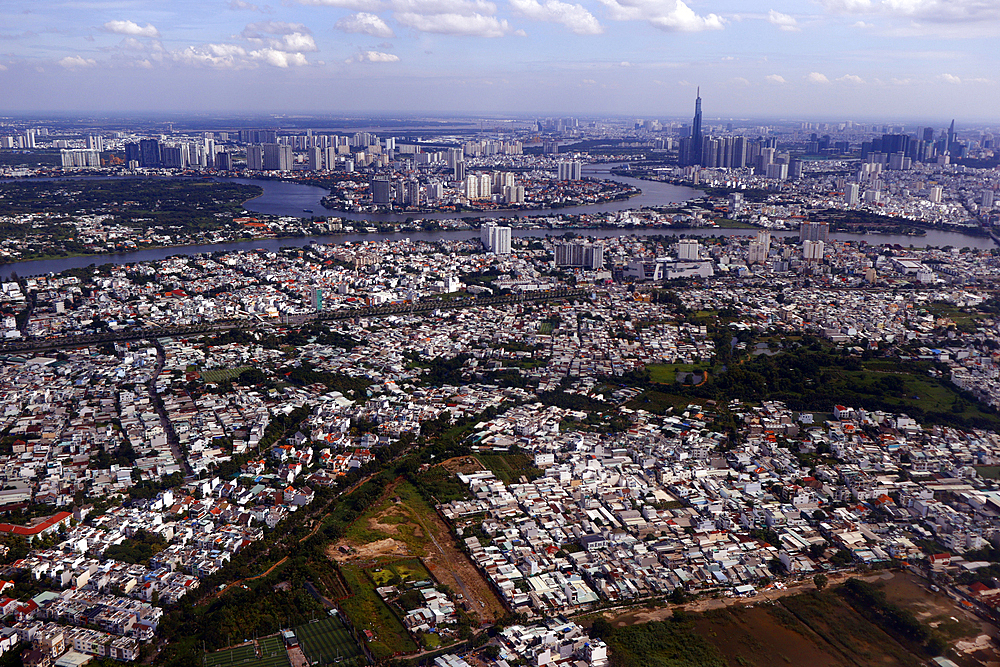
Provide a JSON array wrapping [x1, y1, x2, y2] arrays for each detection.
[[229, 165, 700, 221], [0, 168, 994, 279]]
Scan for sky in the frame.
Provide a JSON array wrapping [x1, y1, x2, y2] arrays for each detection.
[[0, 0, 998, 120]]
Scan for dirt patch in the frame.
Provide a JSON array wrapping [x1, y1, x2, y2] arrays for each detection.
[[440, 456, 487, 475], [328, 538, 412, 561], [694, 605, 845, 667]]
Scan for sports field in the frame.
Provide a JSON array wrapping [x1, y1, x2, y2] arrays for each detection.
[[295, 616, 366, 667], [203, 637, 291, 667]]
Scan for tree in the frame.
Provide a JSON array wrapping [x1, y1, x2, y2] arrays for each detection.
[[813, 573, 829, 590]]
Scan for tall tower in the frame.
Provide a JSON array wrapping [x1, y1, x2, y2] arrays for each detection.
[[947, 119, 956, 148], [690, 87, 703, 165]]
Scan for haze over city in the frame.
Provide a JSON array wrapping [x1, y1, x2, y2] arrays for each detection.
[[1, 0, 998, 118]]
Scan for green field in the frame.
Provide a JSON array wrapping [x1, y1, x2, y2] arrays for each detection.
[[474, 452, 542, 483], [369, 558, 433, 587], [204, 637, 290, 667], [295, 616, 366, 667], [202, 366, 255, 383], [647, 363, 710, 385], [339, 564, 418, 659]]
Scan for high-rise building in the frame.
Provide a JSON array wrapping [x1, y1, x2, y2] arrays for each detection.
[[464, 175, 479, 200], [803, 240, 824, 262], [928, 186, 943, 203], [215, 151, 232, 170], [845, 183, 860, 207], [371, 176, 391, 204], [60, 149, 101, 168], [138, 139, 161, 167], [481, 223, 511, 255], [262, 143, 292, 171], [557, 160, 583, 181], [246, 145, 264, 171], [311, 288, 323, 311], [983, 189, 995, 210], [799, 221, 829, 243], [684, 88, 703, 166], [85, 135, 104, 152], [503, 185, 525, 204], [308, 147, 323, 171], [676, 239, 699, 261], [554, 242, 604, 270]]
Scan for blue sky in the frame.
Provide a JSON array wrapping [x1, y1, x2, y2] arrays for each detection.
[[0, 0, 998, 119]]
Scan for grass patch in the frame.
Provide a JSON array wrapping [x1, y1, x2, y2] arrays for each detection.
[[647, 363, 710, 385], [201, 366, 255, 383], [295, 616, 365, 667], [474, 452, 542, 484], [203, 637, 290, 667], [975, 466, 1000, 479], [339, 564, 418, 659]]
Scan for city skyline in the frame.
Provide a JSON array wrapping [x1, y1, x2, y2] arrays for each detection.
[[0, 1, 999, 119]]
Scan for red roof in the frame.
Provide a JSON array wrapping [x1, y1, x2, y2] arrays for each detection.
[[0, 511, 72, 536]]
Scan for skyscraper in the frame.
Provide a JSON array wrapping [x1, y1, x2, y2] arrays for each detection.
[[686, 88, 703, 166]]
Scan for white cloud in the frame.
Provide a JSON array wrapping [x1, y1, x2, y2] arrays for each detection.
[[393, 0, 497, 14], [765, 74, 786, 83], [103, 20, 159, 38], [250, 48, 309, 66], [620, 60, 632, 66], [335, 12, 396, 37], [0, 63, 8, 71], [509, 0, 602, 34], [297, 0, 385, 10], [938, 72, 962, 83], [239, 21, 317, 52], [229, 0, 265, 9], [58, 55, 97, 68], [173, 43, 249, 68], [346, 50, 401, 62], [837, 74, 864, 83], [581, 78, 596, 84], [767, 9, 798, 31], [395, 12, 511, 35], [806, 71, 830, 83], [820, 0, 1000, 34], [599, 0, 724, 32], [731, 76, 750, 86]]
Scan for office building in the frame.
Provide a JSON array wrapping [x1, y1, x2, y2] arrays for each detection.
[[371, 176, 391, 204], [981, 189, 995, 210], [683, 88, 703, 166]]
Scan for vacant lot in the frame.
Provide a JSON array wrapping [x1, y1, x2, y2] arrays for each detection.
[[338, 563, 417, 659], [328, 479, 506, 625]]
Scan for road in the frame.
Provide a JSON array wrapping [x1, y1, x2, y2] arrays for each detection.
[[148, 338, 192, 475], [0, 288, 588, 354]]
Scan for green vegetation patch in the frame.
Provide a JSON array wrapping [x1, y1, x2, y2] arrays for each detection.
[[474, 452, 543, 484], [594, 615, 726, 667], [201, 366, 255, 384], [338, 564, 418, 659], [294, 616, 365, 667]]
